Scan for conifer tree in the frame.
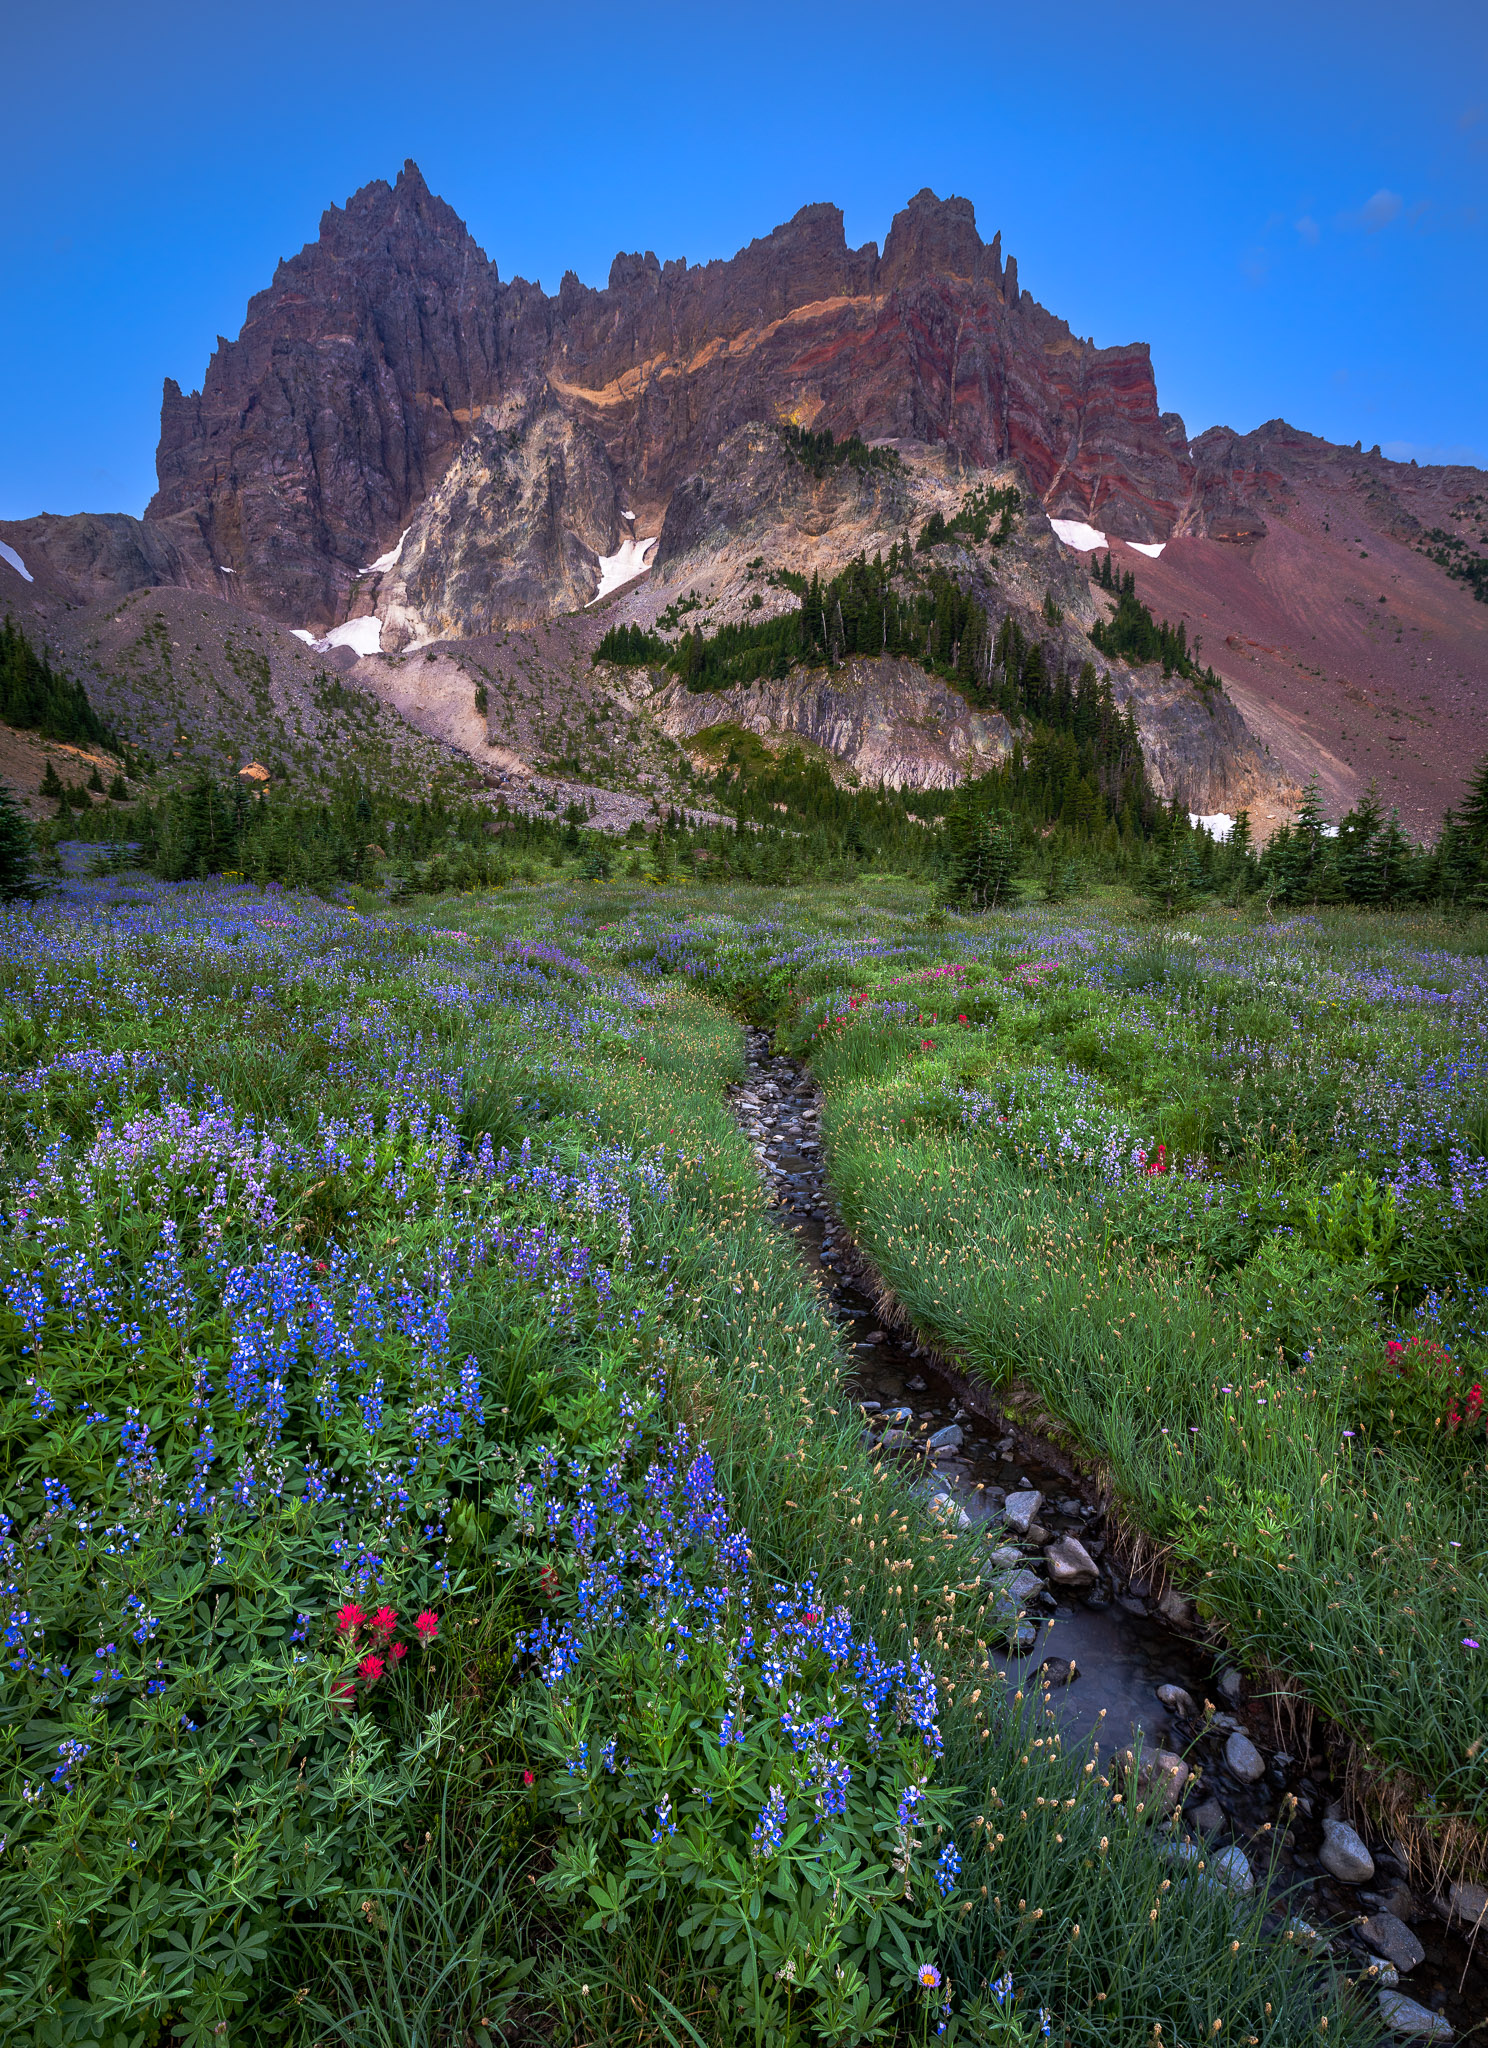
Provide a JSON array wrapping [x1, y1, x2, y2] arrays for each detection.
[[1337, 781, 1385, 903], [0, 783, 34, 900], [1460, 753, 1488, 850], [941, 793, 1020, 910]]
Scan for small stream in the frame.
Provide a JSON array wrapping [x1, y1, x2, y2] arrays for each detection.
[[731, 1027, 1484, 2039]]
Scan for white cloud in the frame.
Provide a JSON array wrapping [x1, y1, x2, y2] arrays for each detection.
[[1295, 215, 1320, 246], [1340, 188, 1404, 233]]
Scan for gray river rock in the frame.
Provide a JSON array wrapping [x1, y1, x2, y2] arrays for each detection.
[[1361, 1913, 1426, 1974], [1224, 1730, 1267, 1783], [1320, 1818, 1376, 1885], [1003, 1489, 1043, 1535], [1378, 1990, 1452, 2039]]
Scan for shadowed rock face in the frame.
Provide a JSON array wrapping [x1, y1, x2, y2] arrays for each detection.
[[644, 658, 1016, 792], [147, 162, 512, 623]]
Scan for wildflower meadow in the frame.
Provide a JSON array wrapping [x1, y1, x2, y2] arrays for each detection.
[[3, 863, 1480, 2045]]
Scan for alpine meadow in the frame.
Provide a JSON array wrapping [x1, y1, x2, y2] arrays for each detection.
[[2, 117, 1487, 2048]]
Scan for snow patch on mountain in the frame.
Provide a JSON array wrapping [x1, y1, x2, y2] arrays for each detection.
[[291, 617, 385, 656], [589, 532, 657, 604], [361, 527, 411, 576], [1049, 518, 1107, 552], [0, 543, 33, 582]]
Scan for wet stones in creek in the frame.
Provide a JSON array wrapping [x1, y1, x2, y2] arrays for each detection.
[[1003, 1489, 1043, 1535], [1045, 1535, 1099, 1587], [1224, 1730, 1267, 1783], [1378, 1991, 1452, 2040]]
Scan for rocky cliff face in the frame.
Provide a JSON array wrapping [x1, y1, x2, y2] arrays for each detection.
[[12, 164, 1480, 829], [640, 659, 1016, 792], [147, 163, 511, 624], [141, 171, 1275, 633], [377, 405, 624, 644]]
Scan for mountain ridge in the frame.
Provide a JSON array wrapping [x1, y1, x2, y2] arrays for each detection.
[[1, 164, 1483, 832]]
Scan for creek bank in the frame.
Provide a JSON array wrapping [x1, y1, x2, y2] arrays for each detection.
[[728, 1024, 1485, 2039]]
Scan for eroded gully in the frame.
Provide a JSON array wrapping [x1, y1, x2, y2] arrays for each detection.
[[728, 1026, 1484, 2040]]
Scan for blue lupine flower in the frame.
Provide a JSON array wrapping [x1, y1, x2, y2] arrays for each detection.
[[751, 1785, 789, 1858]]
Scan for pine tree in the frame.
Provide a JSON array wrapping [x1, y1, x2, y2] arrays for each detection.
[[0, 783, 34, 900], [1268, 778, 1329, 901], [941, 794, 1020, 910], [1433, 813, 1481, 909], [1374, 812, 1416, 905], [1337, 780, 1385, 903], [1460, 753, 1488, 850], [1141, 802, 1208, 916]]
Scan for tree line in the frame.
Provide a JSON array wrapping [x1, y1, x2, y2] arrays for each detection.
[[1088, 557, 1224, 690], [942, 763, 1488, 915], [0, 615, 115, 748]]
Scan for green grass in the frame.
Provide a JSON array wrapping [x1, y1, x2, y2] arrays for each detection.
[[624, 886, 1488, 1865], [0, 872, 1402, 2045]]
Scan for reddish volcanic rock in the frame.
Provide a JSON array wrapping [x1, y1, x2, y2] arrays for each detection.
[[141, 170, 1213, 626], [9, 165, 1480, 830]]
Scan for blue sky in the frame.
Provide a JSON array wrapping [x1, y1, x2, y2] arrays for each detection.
[[2, 0, 1484, 519]]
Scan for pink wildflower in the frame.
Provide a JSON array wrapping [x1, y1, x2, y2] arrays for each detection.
[[335, 1602, 365, 1635], [413, 1610, 440, 1642], [370, 1605, 398, 1637], [358, 1653, 385, 1683]]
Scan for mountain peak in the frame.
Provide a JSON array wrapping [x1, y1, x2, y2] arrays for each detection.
[[880, 187, 991, 287]]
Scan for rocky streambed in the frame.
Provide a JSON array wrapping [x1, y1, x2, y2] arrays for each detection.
[[729, 1026, 1486, 2041]]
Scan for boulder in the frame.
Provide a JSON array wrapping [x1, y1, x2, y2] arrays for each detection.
[[1118, 1747, 1190, 1816], [1378, 1991, 1451, 2040], [1210, 1845, 1255, 1894], [1443, 1879, 1488, 1930], [1157, 1584, 1197, 1627], [1358, 1913, 1425, 1974], [1223, 1731, 1267, 1784], [1003, 1489, 1043, 1535], [1320, 1818, 1375, 1885], [1044, 1535, 1099, 1586]]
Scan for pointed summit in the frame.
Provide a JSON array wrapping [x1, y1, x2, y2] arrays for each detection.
[[880, 188, 991, 288]]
